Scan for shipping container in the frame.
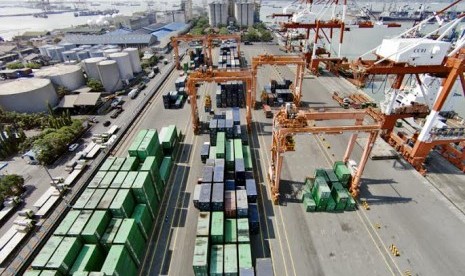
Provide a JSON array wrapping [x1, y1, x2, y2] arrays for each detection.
[[128, 129, 148, 157], [225, 180, 235, 191], [248, 203, 259, 235], [236, 190, 248, 218], [199, 184, 211, 211], [256, 258, 273, 276], [211, 183, 224, 211], [101, 219, 123, 252], [68, 210, 93, 236], [196, 212, 210, 237], [54, 210, 80, 236], [82, 211, 111, 244], [235, 159, 245, 184], [131, 204, 153, 240], [213, 166, 224, 183], [120, 156, 139, 171], [346, 195, 356, 211], [200, 143, 210, 163], [140, 156, 163, 194], [159, 157, 173, 184], [110, 189, 135, 218], [245, 179, 257, 203], [137, 129, 160, 161], [209, 245, 224, 276], [192, 237, 209, 276], [114, 219, 146, 266], [100, 245, 138, 276], [100, 171, 117, 188], [46, 237, 82, 274], [88, 171, 106, 188], [333, 161, 351, 186], [303, 196, 316, 212], [96, 188, 118, 210], [99, 157, 116, 171], [193, 184, 201, 209], [110, 171, 128, 189], [84, 189, 106, 210], [31, 236, 63, 270], [243, 146, 253, 171], [211, 212, 224, 244], [237, 218, 250, 243], [209, 146, 216, 160], [109, 157, 126, 171], [240, 268, 255, 276], [201, 166, 213, 183], [216, 132, 225, 159], [226, 140, 234, 170], [238, 243, 253, 270], [132, 171, 159, 218], [225, 218, 237, 243], [73, 189, 95, 209], [326, 195, 336, 211], [225, 190, 236, 218], [121, 171, 138, 189], [224, 244, 238, 275], [159, 125, 178, 154], [69, 244, 104, 274], [233, 139, 243, 160]]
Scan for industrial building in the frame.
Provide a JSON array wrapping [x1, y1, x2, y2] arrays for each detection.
[[208, 2, 229, 27], [61, 34, 157, 49], [113, 12, 157, 30], [235, 1, 255, 27], [0, 78, 58, 113], [34, 64, 86, 91], [181, 0, 193, 22]]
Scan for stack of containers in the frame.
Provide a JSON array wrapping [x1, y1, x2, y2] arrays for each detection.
[[217, 42, 241, 69], [192, 109, 263, 275], [28, 126, 179, 275], [215, 82, 246, 108], [262, 79, 294, 107]]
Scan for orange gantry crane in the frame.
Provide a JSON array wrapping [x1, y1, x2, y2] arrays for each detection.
[[171, 33, 242, 70], [268, 104, 381, 204], [251, 54, 306, 107], [186, 68, 253, 134]]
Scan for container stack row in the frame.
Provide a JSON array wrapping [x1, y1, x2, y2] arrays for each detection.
[[208, 108, 245, 146], [192, 109, 272, 276], [215, 81, 246, 108], [262, 79, 294, 107], [217, 42, 240, 69], [163, 76, 187, 109], [25, 126, 179, 275], [189, 46, 206, 69], [302, 161, 357, 212]]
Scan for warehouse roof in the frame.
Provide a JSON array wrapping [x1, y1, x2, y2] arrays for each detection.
[[104, 28, 133, 36], [163, 22, 189, 32], [151, 29, 172, 40], [63, 34, 157, 46], [74, 92, 101, 106], [142, 23, 167, 32], [58, 95, 78, 108]]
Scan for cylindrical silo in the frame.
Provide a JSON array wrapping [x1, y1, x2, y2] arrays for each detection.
[[0, 78, 57, 113], [108, 52, 133, 80], [77, 51, 90, 61], [46, 46, 65, 62], [62, 50, 77, 62], [60, 43, 76, 51], [81, 57, 106, 81], [35, 64, 85, 91], [104, 45, 120, 50], [97, 60, 122, 92], [39, 45, 52, 56], [103, 48, 120, 57], [123, 48, 142, 73], [90, 50, 104, 58]]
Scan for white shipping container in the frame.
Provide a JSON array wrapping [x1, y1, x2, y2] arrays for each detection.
[[375, 38, 451, 66]]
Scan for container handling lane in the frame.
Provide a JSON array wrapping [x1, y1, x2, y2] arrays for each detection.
[[245, 43, 465, 276]]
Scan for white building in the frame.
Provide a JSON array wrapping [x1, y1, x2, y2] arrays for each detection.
[[209, 2, 228, 27], [235, 1, 255, 27], [181, 0, 193, 21]]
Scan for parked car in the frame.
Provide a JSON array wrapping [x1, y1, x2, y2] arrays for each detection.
[[103, 120, 111, 127], [110, 108, 123, 119], [148, 71, 155, 79], [68, 143, 79, 152]]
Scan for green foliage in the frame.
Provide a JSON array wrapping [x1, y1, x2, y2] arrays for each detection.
[[219, 27, 229, 35], [242, 25, 273, 42], [0, 109, 49, 130], [87, 79, 104, 92], [6, 62, 24, 70], [141, 62, 150, 69], [190, 27, 204, 35], [56, 86, 68, 98], [190, 16, 209, 35], [0, 174, 25, 202], [25, 62, 41, 69], [0, 125, 26, 160]]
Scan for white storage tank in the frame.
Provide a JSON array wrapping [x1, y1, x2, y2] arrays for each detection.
[[90, 50, 104, 58], [46, 46, 65, 62], [0, 78, 57, 113], [34, 64, 85, 91], [103, 48, 120, 57], [108, 52, 133, 80], [97, 60, 122, 92], [81, 57, 106, 81], [60, 43, 76, 51], [62, 50, 78, 62], [39, 45, 53, 56], [77, 51, 90, 61], [375, 38, 451, 66], [123, 48, 142, 73]]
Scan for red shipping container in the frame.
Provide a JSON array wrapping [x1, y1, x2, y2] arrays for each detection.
[[225, 191, 236, 218]]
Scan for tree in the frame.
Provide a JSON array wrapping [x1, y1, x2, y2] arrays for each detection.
[[0, 174, 25, 199], [6, 62, 24, 70], [56, 86, 68, 98], [219, 27, 229, 35], [87, 79, 104, 92], [25, 62, 41, 69], [260, 30, 273, 42]]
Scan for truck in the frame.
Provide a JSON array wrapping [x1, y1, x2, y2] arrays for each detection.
[[128, 88, 139, 99], [204, 95, 212, 112]]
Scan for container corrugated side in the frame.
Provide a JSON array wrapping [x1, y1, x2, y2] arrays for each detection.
[[210, 212, 224, 244], [225, 139, 234, 170], [234, 139, 243, 159], [131, 204, 153, 240], [114, 218, 146, 267], [243, 145, 252, 171], [81, 210, 111, 244], [209, 245, 224, 276], [225, 218, 237, 243], [31, 236, 63, 270], [83, 189, 106, 210], [100, 245, 138, 276], [238, 243, 253, 269], [224, 244, 238, 275], [128, 129, 148, 157], [120, 156, 139, 171], [132, 171, 158, 217], [100, 171, 117, 189], [159, 156, 173, 185], [110, 189, 135, 218], [54, 210, 80, 236], [88, 171, 106, 188], [101, 219, 123, 252], [140, 156, 164, 197], [256, 258, 273, 276], [69, 244, 104, 274], [99, 157, 116, 171], [237, 218, 250, 243], [209, 146, 216, 160], [46, 237, 82, 274], [109, 157, 126, 171], [121, 171, 138, 189], [67, 210, 93, 237], [73, 189, 95, 209], [196, 212, 210, 237], [96, 189, 118, 210], [110, 171, 128, 189], [192, 237, 209, 275]]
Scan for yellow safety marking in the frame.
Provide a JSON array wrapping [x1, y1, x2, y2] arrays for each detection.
[[389, 244, 400, 257]]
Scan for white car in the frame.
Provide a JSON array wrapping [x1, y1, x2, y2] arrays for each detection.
[[68, 143, 79, 152]]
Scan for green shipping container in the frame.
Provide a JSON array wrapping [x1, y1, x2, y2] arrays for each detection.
[[121, 171, 138, 189], [128, 129, 148, 157], [225, 140, 234, 170], [109, 157, 126, 171], [237, 218, 250, 243], [120, 156, 139, 171], [23, 271, 41, 276], [242, 145, 252, 171], [196, 212, 210, 237], [101, 219, 123, 252], [238, 243, 253, 270], [159, 157, 173, 185], [96, 189, 118, 210], [88, 171, 107, 188], [132, 171, 158, 219], [114, 219, 146, 266], [210, 212, 224, 244], [324, 169, 339, 184], [84, 189, 106, 210], [110, 171, 128, 189], [303, 197, 316, 212], [100, 171, 117, 189], [140, 156, 164, 199], [209, 245, 224, 276], [333, 161, 351, 186], [225, 219, 237, 243], [224, 244, 238, 275], [159, 125, 178, 151], [73, 189, 95, 209], [69, 244, 104, 274], [46, 237, 82, 274], [216, 133, 225, 159], [345, 195, 356, 211], [131, 204, 153, 240], [31, 236, 63, 270], [68, 210, 93, 236], [326, 195, 336, 211], [209, 146, 216, 160], [100, 245, 138, 276], [233, 139, 243, 160], [54, 210, 80, 236], [192, 237, 209, 276], [73, 272, 89, 276], [137, 129, 160, 161], [99, 157, 116, 171], [82, 211, 111, 244], [37, 271, 62, 276], [110, 189, 135, 218]]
